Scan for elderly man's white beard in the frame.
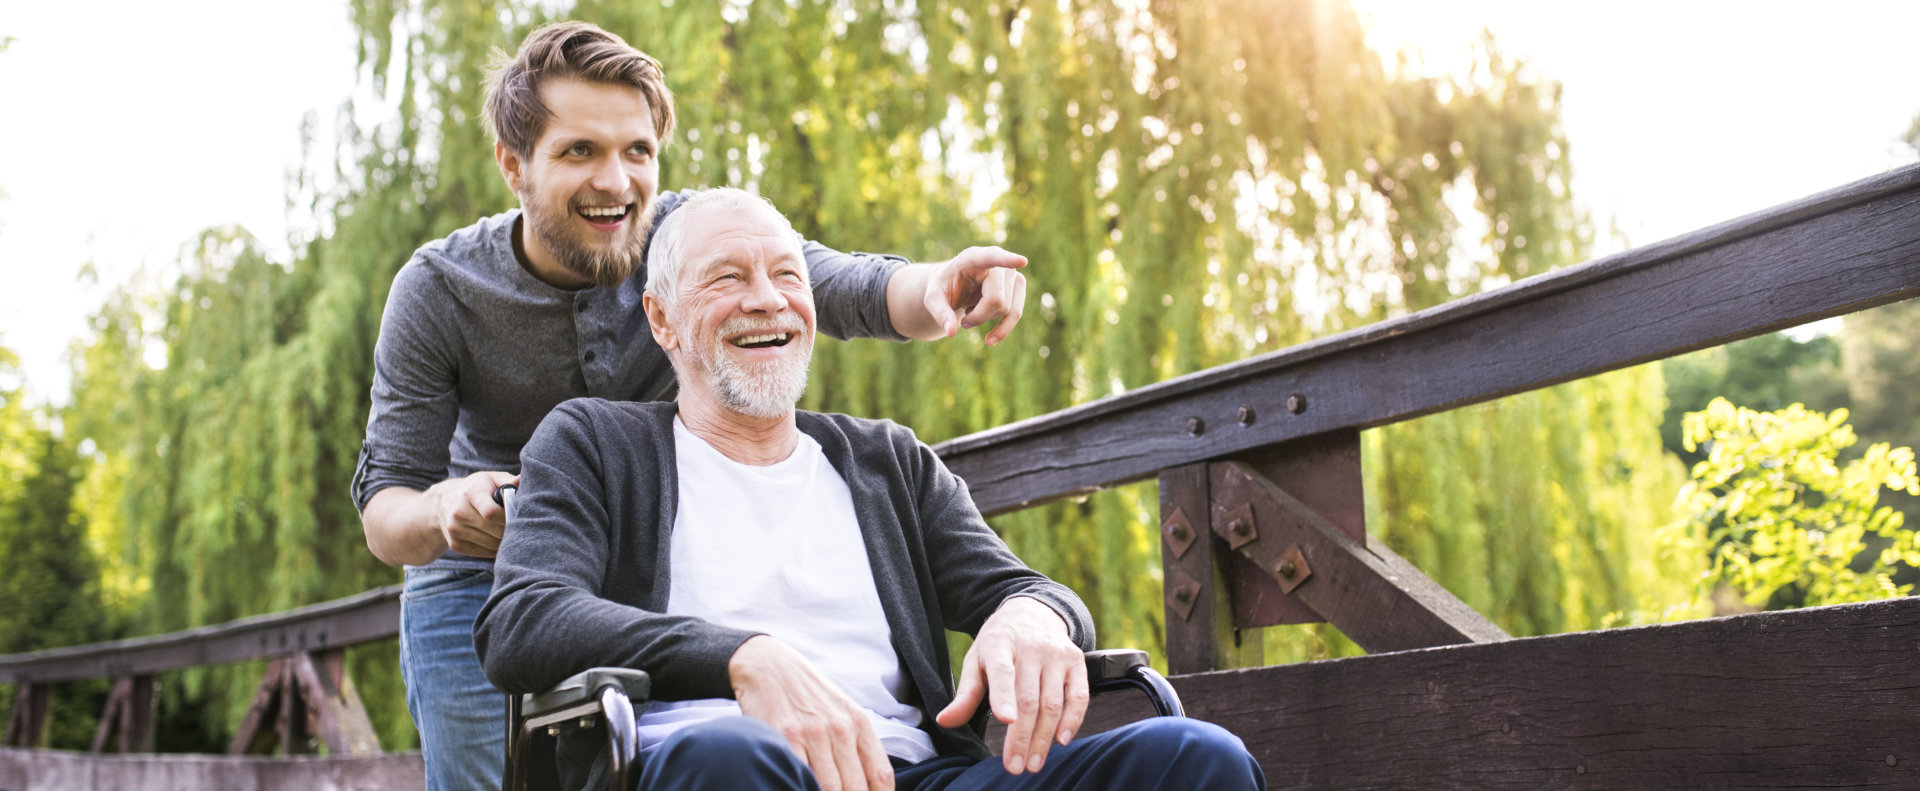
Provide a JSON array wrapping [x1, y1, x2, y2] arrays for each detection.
[[690, 314, 813, 419]]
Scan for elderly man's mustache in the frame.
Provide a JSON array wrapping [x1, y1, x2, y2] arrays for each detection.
[[717, 314, 810, 350]]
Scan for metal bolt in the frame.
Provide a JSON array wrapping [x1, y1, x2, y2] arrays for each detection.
[[1169, 522, 1191, 543], [1889, 755, 1899, 767], [547, 726, 561, 737], [1229, 519, 1251, 539], [1237, 405, 1256, 425], [1277, 560, 1297, 578], [1502, 722, 1511, 734], [1173, 586, 1193, 603], [1575, 765, 1585, 775], [1186, 417, 1205, 436], [1286, 393, 1307, 414]]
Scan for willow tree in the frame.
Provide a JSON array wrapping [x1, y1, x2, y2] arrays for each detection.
[[64, 0, 1700, 745]]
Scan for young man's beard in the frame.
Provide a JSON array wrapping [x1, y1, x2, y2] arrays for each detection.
[[520, 181, 653, 288]]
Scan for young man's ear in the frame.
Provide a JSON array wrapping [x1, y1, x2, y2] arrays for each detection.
[[643, 292, 677, 351], [495, 141, 525, 194]]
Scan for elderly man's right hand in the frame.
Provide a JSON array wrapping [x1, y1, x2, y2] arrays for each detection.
[[430, 470, 518, 558], [730, 635, 895, 791]]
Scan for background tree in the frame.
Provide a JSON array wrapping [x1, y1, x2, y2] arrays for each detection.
[[1677, 398, 1920, 609], [56, 0, 1701, 745]]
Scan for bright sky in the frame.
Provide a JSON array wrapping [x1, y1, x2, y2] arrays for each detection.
[[2, 2, 1916, 405]]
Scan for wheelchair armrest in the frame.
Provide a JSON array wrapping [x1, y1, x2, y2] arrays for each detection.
[[506, 667, 651, 791], [522, 667, 652, 723], [1085, 649, 1184, 718]]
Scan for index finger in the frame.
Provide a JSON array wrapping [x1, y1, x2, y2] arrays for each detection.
[[952, 247, 1028, 275]]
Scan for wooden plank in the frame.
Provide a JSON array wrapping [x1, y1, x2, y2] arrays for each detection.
[[1226, 430, 1368, 627], [937, 164, 1920, 515], [1211, 462, 1508, 652], [0, 585, 401, 685], [1159, 465, 1262, 674], [291, 650, 382, 756], [1161, 596, 1920, 789], [228, 659, 288, 756], [3, 684, 49, 749], [0, 747, 423, 790]]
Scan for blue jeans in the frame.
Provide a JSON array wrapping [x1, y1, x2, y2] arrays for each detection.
[[401, 567, 503, 791], [636, 716, 1266, 790]]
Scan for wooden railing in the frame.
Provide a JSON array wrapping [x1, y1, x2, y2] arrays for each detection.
[[4, 162, 1918, 790]]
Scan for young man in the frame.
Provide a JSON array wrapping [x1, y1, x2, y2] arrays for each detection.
[[353, 22, 1031, 790], [476, 189, 1264, 791]]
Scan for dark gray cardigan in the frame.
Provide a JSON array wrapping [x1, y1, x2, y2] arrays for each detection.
[[473, 399, 1095, 759]]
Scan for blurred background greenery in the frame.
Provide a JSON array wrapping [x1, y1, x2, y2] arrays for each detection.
[[1, 0, 1915, 752]]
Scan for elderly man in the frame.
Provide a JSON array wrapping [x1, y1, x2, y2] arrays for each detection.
[[474, 189, 1264, 791]]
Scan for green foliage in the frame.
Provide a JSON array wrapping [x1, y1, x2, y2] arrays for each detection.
[[0, 342, 121, 748], [1660, 332, 1849, 463], [1678, 398, 1920, 608], [47, 0, 1703, 748]]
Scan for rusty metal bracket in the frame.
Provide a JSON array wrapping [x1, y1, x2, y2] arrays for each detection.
[[1162, 507, 1198, 560], [1270, 544, 1311, 594], [1166, 566, 1203, 621], [1222, 503, 1258, 549]]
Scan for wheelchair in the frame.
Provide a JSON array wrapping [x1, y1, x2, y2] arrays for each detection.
[[492, 486, 1186, 791]]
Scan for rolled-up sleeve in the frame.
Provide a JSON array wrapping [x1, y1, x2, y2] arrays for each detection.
[[353, 261, 460, 511]]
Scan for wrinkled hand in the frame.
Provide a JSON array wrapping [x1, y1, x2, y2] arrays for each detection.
[[934, 597, 1087, 775], [732, 636, 895, 791], [429, 471, 517, 558], [923, 247, 1028, 346]]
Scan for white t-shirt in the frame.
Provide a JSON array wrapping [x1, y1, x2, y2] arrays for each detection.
[[633, 418, 938, 763]]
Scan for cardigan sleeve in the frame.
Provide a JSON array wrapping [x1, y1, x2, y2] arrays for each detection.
[[907, 433, 1095, 651], [473, 400, 763, 697]]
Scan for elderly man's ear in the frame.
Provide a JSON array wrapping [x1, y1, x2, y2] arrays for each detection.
[[642, 292, 679, 351]]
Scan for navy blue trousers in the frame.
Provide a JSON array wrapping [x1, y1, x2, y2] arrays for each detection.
[[635, 716, 1266, 790]]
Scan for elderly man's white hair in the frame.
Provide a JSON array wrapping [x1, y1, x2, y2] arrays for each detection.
[[644, 188, 804, 309]]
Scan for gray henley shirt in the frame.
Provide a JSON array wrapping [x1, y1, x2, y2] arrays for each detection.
[[352, 190, 907, 569]]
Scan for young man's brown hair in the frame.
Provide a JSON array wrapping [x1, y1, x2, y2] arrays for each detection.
[[483, 21, 677, 157]]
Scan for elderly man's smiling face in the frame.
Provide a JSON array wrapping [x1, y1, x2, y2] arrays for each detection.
[[645, 197, 816, 419]]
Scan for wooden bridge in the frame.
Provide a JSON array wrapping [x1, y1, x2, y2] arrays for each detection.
[[5, 163, 1918, 789]]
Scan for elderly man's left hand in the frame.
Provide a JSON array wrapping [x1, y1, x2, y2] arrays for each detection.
[[933, 596, 1087, 775], [887, 247, 1028, 345]]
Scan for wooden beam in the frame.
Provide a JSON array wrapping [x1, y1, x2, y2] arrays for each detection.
[[291, 650, 382, 756], [1149, 597, 1920, 789], [0, 748, 424, 789], [937, 164, 1920, 515], [1210, 461, 1508, 652], [89, 676, 152, 754], [0, 585, 401, 685], [3, 683, 49, 749], [1159, 464, 1262, 674], [229, 659, 289, 756], [1224, 430, 1368, 627]]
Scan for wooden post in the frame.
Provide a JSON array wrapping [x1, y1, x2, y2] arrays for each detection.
[[1160, 464, 1262, 674], [291, 650, 382, 756], [4, 682, 51, 748], [230, 659, 288, 755], [90, 675, 154, 753]]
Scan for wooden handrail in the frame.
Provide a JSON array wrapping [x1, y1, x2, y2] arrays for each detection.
[[0, 585, 401, 684], [935, 162, 1920, 515]]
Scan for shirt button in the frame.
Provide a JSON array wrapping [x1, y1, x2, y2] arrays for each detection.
[[584, 350, 597, 364]]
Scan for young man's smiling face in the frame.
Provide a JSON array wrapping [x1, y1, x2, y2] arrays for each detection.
[[499, 77, 660, 289]]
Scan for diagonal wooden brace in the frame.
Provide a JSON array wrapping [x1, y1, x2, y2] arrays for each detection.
[[290, 649, 382, 756], [1210, 460, 1509, 653]]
